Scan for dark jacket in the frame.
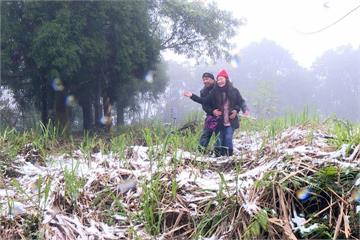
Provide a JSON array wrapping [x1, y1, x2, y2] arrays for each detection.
[[200, 85, 215, 115], [191, 83, 248, 129]]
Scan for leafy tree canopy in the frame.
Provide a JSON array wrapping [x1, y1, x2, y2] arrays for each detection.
[[1, 0, 240, 130]]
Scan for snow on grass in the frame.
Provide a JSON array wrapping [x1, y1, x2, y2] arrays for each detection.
[[1, 125, 359, 239]]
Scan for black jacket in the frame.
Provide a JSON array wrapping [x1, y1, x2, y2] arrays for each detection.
[[200, 85, 215, 115], [191, 84, 248, 129]]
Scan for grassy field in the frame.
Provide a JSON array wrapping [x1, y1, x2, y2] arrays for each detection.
[[0, 110, 359, 239]]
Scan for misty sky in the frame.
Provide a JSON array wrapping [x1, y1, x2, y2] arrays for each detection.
[[165, 0, 360, 68]]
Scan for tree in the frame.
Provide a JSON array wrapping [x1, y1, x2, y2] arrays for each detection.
[[153, 60, 203, 124], [250, 80, 277, 118], [1, 1, 85, 128], [128, 60, 168, 122], [0, 87, 19, 128], [149, 0, 240, 60], [311, 46, 360, 121], [227, 40, 312, 117], [1, 1, 156, 130], [1, 0, 240, 130]]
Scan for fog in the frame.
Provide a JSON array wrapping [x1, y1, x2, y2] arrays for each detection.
[[1, 39, 359, 128], [1, 1, 359, 131], [155, 39, 360, 124]]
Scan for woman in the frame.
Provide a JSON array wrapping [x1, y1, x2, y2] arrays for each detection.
[[184, 69, 249, 156]]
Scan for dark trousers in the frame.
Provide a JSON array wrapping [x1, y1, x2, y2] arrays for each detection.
[[214, 126, 234, 156], [198, 127, 214, 152]]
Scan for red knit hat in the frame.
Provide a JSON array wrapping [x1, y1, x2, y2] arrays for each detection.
[[216, 69, 229, 79]]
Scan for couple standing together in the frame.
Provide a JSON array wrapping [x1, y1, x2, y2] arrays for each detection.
[[184, 69, 250, 157]]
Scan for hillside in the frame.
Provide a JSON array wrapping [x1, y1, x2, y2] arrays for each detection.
[[0, 117, 359, 239]]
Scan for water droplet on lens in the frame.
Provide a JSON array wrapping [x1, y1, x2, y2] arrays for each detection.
[[351, 188, 360, 202], [100, 116, 112, 125], [52, 78, 64, 91], [145, 70, 155, 83], [296, 187, 312, 201], [65, 95, 76, 107], [230, 54, 241, 68]]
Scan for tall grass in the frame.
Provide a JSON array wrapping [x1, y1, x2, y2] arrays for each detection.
[[38, 120, 65, 142], [63, 160, 84, 205], [0, 128, 30, 159], [0, 120, 70, 164], [240, 108, 320, 138], [329, 119, 360, 153], [111, 134, 128, 159], [141, 174, 164, 235]]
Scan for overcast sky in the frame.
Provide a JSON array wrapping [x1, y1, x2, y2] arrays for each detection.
[[164, 0, 360, 68]]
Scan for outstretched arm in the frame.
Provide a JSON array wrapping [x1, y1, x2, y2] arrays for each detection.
[[183, 91, 202, 105], [183, 91, 213, 105], [184, 91, 222, 117]]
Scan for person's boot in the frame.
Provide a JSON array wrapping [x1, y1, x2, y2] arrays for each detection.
[[228, 149, 233, 156], [221, 148, 227, 156], [220, 147, 231, 156], [214, 147, 222, 157]]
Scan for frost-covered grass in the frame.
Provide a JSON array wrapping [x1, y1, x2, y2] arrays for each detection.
[[0, 112, 360, 239], [240, 108, 321, 136]]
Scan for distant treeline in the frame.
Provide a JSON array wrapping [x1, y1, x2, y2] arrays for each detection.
[[158, 40, 360, 124]]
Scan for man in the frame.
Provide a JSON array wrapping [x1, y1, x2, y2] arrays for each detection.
[[198, 72, 216, 153]]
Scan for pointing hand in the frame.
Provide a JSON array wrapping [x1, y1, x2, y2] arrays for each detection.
[[183, 91, 193, 97]]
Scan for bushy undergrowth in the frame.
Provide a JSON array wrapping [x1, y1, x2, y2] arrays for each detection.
[[0, 110, 360, 239]]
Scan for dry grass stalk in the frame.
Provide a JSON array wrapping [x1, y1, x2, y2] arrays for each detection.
[[333, 202, 344, 240], [276, 187, 297, 240]]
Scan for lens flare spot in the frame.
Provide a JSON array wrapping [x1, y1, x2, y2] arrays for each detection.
[[52, 78, 64, 91], [296, 187, 312, 201], [145, 70, 155, 83], [65, 95, 76, 107], [230, 54, 241, 68], [350, 188, 360, 202], [100, 116, 112, 125]]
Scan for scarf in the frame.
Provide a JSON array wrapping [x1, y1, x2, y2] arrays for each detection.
[[222, 92, 230, 126]]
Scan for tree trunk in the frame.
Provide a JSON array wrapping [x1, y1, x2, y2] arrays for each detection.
[[116, 102, 125, 126], [94, 80, 101, 128], [41, 76, 49, 125], [54, 91, 68, 131], [82, 100, 93, 131], [103, 96, 112, 132]]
